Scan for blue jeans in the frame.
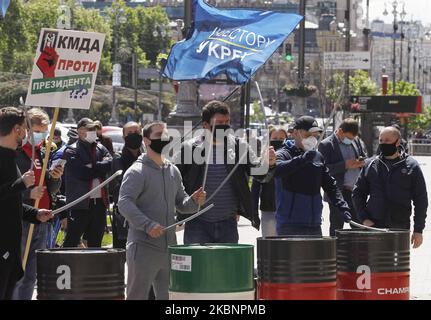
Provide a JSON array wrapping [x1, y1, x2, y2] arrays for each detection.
[[12, 221, 48, 300], [276, 224, 322, 236], [184, 217, 239, 244]]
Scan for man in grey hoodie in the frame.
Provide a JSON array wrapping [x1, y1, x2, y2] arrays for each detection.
[[118, 121, 206, 300]]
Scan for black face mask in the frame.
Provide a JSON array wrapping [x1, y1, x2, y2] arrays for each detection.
[[379, 140, 399, 157], [270, 140, 284, 151], [149, 138, 170, 154], [125, 133, 143, 150]]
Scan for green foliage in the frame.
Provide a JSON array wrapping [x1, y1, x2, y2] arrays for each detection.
[[284, 85, 317, 97], [326, 71, 378, 103], [325, 72, 345, 103], [108, 1, 172, 67], [0, 0, 173, 77], [408, 105, 431, 131], [349, 70, 379, 96], [250, 101, 265, 123], [387, 80, 420, 96]]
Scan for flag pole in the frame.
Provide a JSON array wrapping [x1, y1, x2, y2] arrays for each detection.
[[22, 107, 60, 270]]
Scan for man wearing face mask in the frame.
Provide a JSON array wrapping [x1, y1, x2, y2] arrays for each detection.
[[352, 127, 428, 249], [251, 127, 288, 237], [275, 116, 352, 236], [94, 120, 114, 155], [62, 118, 113, 248], [175, 100, 276, 244], [118, 121, 206, 299], [0, 107, 53, 300], [111, 122, 143, 249], [13, 108, 63, 300], [318, 118, 368, 236]]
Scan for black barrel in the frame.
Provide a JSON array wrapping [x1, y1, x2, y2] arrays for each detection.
[[37, 248, 126, 300], [336, 229, 410, 300], [257, 236, 337, 300]]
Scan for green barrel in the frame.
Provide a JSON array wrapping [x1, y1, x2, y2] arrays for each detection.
[[169, 244, 254, 300]]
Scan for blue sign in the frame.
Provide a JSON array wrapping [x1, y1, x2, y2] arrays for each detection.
[[1, 0, 10, 18], [163, 0, 303, 84]]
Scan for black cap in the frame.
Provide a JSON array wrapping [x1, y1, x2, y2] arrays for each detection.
[[293, 116, 323, 133], [77, 118, 97, 130]]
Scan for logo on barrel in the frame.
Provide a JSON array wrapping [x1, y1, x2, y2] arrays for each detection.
[[337, 265, 410, 299], [356, 265, 371, 291], [56, 265, 71, 290]]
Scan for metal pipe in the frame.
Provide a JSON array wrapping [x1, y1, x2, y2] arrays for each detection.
[[298, 0, 306, 89], [52, 170, 123, 216]]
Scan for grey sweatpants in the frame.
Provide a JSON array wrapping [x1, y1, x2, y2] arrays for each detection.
[[126, 242, 169, 300]]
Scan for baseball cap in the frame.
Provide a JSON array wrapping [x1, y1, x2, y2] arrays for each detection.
[[77, 118, 97, 130], [293, 116, 323, 133]]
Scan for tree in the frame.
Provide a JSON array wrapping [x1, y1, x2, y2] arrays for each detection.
[[250, 101, 265, 123], [0, 0, 33, 73], [71, 4, 112, 84], [108, 1, 172, 67], [387, 80, 420, 96], [349, 70, 379, 96], [408, 105, 431, 132], [326, 71, 379, 102]]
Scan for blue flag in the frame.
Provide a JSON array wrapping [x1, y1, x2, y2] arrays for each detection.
[[163, 0, 303, 84], [0, 0, 10, 18]]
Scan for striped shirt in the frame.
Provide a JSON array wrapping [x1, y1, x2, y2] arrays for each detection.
[[199, 146, 239, 222]]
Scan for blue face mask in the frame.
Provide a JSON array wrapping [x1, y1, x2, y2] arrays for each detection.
[[32, 131, 48, 146], [342, 137, 354, 145]]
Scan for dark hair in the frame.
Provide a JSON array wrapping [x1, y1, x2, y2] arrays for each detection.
[[143, 121, 165, 139], [54, 128, 62, 136], [202, 100, 230, 124], [339, 118, 359, 136], [0, 107, 26, 137]]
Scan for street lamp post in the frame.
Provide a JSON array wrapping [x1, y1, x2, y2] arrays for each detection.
[[383, 1, 403, 96], [109, 7, 126, 126], [153, 25, 167, 121], [58, 2, 75, 124], [399, 4, 406, 81]]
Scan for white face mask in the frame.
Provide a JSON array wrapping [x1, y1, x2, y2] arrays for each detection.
[[85, 131, 98, 144], [31, 131, 48, 146], [300, 133, 318, 151]]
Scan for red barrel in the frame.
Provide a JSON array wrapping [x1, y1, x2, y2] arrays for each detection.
[[257, 237, 336, 300], [336, 229, 410, 300]]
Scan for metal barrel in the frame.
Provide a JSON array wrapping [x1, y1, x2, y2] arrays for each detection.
[[168, 244, 255, 300], [336, 229, 410, 300], [36, 248, 126, 300], [257, 236, 337, 300]]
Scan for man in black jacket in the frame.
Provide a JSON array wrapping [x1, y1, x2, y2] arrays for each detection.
[[0, 107, 53, 300], [63, 118, 113, 248], [175, 101, 276, 244], [352, 126, 428, 248], [111, 121, 143, 249], [318, 118, 368, 236], [275, 116, 352, 236]]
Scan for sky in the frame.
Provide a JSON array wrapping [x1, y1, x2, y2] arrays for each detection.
[[368, 0, 431, 25]]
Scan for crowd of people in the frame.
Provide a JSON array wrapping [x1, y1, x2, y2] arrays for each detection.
[[0, 100, 428, 300]]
